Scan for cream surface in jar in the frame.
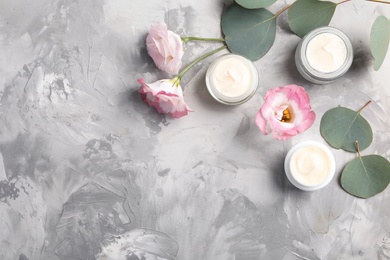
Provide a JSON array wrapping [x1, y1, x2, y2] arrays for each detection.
[[206, 54, 258, 105], [306, 32, 348, 73], [284, 141, 336, 191]]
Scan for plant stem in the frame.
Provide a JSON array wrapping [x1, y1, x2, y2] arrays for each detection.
[[355, 140, 361, 157], [367, 0, 390, 4], [337, 0, 390, 4], [182, 37, 226, 43], [275, 4, 292, 17], [274, 0, 390, 18], [337, 0, 351, 5], [358, 100, 372, 113], [176, 45, 227, 79]]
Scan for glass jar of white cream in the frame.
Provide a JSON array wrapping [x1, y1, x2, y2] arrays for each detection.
[[295, 27, 354, 84], [284, 141, 336, 191], [205, 54, 259, 105]]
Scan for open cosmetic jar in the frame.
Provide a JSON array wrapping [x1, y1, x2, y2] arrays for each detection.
[[295, 27, 354, 84], [205, 54, 259, 105], [284, 141, 336, 191]]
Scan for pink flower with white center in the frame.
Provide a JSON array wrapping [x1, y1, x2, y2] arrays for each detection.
[[146, 22, 184, 75], [138, 77, 192, 118], [255, 84, 316, 140]]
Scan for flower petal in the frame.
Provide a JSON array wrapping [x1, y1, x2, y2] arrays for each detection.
[[138, 78, 192, 118], [255, 109, 269, 135], [255, 84, 316, 140], [146, 22, 183, 75]]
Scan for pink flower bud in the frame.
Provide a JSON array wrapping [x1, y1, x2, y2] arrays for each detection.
[[146, 22, 184, 75]]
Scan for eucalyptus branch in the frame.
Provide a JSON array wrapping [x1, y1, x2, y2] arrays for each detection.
[[367, 0, 390, 4], [355, 140, 361, 157], [337, 0, 351, 5], [274, 4, 292, 17], [358, 100, 372, 114], [337, 0, 390, 5], [176, 45, 227, 80], [182, 37, 225, 44], [271, 0, 390, 17]]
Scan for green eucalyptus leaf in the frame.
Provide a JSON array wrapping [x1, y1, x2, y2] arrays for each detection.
[[288, 0, 337, 38], [370, 15, 390, 71], [236, 0, 276, 9], [341, 155, 390, 199], [320, 106, 373, 152], [221, 3, 276, 61]]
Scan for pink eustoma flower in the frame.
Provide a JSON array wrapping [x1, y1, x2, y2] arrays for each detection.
[[255, 84, 316, 140], [138, 78, 192, 118], [146, 22, 184, 75]]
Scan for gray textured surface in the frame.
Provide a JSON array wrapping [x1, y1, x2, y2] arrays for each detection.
[[0, 0, 389, 259]]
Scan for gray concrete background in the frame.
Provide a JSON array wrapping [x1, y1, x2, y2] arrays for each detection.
[[0, 0, 389, 259]]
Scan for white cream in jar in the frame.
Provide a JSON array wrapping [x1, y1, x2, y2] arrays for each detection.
[[295, 27, 353, 84], [206, 54, 258, 105], [284, 141, 336, 191], [306, 32, 347, 73]]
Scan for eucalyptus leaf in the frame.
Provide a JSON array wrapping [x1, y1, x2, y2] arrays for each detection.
[[320, 106, 373, 152], [341, 155, 390, 199], [370, 15, 390, 71], [222, 3, 276, 61], [288, 0, 337, 38], [236, 0, 276, 9]]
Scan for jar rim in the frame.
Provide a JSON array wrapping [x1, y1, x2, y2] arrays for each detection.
[[284, 141, 336, 191], [297, 26, 354, 82]]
